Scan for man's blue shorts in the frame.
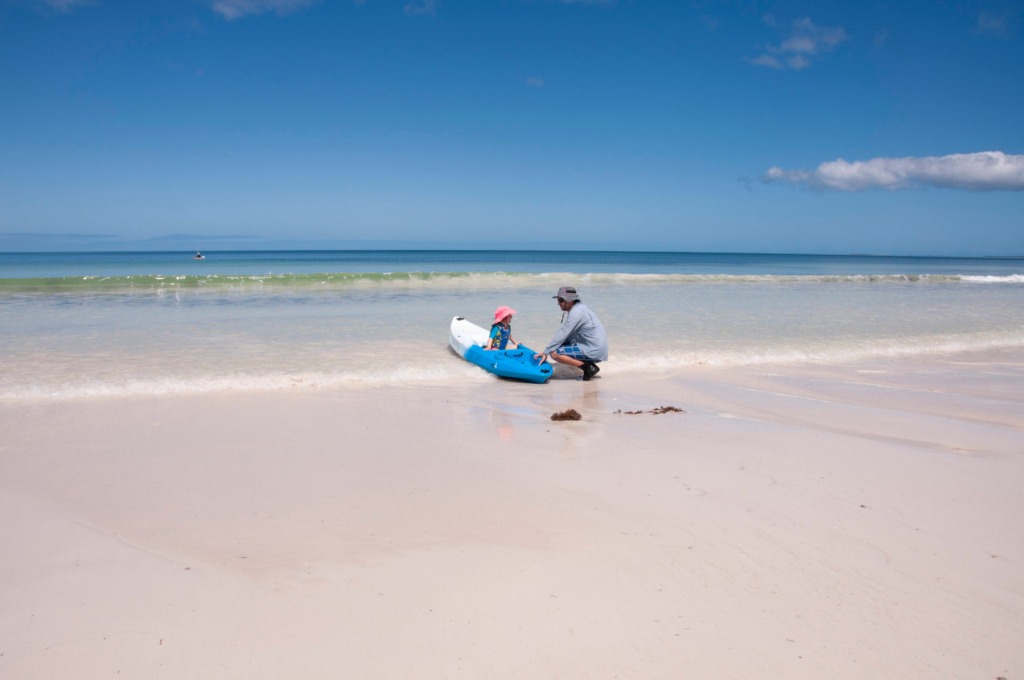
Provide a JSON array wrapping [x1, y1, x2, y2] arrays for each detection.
[[553, 345, 590, 361]]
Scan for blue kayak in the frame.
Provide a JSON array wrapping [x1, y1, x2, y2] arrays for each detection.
[[450, 316, 553, 384]]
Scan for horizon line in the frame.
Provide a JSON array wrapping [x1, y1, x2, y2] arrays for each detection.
[[2, 247, 1022, 259]]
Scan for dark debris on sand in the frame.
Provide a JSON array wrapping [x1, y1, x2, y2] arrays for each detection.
[[615, 406, 686, 415], [551, 409, 582, 421]]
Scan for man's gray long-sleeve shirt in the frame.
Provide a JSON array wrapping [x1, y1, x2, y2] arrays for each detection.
[[543, 301, 609, 361]]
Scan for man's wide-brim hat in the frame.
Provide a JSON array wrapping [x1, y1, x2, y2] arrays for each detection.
[[553, 286, 580, 302]]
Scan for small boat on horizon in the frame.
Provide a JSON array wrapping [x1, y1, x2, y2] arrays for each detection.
[[193, 251, 205, 260]]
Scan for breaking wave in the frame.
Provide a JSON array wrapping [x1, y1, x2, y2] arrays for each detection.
[[2, 271, 1023, 294]]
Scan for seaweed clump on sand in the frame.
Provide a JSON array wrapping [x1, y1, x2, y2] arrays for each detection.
[[551, 409, 582, 421], [615, 406, 686, 415]]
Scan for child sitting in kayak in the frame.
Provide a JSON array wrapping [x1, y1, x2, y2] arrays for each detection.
[[485, 305, 519, 350]]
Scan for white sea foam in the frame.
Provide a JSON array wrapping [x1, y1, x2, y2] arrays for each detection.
[[0, 363, 492, 402], [958, 274, 1024, 283], [5, 271, 1023, 296], [611, 331, 1024, 372], [5, 331, 1022, 402]]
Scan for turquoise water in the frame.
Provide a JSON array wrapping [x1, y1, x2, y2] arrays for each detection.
[[3, 249, 1023, 280], [1, 250, 1022, 400]]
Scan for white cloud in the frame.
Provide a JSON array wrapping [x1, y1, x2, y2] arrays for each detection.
[[973, 8, 1019, 36], [211, 0, 318, 21], [764, 151, 1024, 192], [747, 54, 784, 69], [404, 0, 438, 17], [40, 0, 91, 11], [749, 17, 847, 71]]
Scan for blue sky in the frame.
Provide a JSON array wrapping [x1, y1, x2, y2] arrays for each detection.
[[1, 0, 1022, 255]]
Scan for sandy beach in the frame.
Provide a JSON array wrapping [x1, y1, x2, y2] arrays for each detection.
[[1, 350, 1022, 679]]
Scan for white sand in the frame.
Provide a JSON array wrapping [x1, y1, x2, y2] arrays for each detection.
[[1, 350, 1022, 678]]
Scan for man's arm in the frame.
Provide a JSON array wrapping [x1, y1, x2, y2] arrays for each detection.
[[543, 308, 583, 355]]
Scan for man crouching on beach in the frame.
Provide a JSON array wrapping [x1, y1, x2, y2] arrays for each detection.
[[534, 286, 609, 381]]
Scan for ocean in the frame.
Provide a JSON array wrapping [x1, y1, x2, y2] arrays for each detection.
[[1, 250, 1022, 401]]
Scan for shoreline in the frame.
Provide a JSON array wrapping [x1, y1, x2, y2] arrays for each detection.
[[6, 338, 1024, 403], [2, 348, 1022, 678]]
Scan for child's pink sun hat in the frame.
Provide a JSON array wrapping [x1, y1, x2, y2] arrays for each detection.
[[493, 305, 516, 323]]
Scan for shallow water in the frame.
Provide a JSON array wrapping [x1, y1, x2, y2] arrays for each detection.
[[2, 250, 1022, 400]]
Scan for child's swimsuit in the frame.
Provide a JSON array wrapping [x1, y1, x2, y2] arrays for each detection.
[[489, 324, 511, 350]]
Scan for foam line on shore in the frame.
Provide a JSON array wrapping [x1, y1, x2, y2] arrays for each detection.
[[5, 332, 1023, 402]]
